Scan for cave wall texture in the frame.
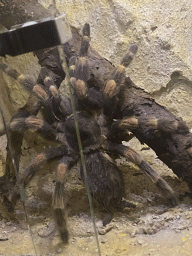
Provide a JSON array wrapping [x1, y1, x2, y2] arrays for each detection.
[[1, 0, 192, 127], [0, 0, 192, 170]]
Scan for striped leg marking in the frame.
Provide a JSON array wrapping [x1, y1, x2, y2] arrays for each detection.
[[105, 142, 177, 206]]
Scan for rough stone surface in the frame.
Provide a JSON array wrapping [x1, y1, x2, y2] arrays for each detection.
[[1, 0, 192, 126], [0, 0, 192, 255]]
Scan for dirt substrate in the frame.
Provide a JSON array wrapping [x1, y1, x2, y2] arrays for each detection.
[[0, 136, 192, 256]]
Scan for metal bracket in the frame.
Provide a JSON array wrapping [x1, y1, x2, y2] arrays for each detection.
[[0, 14, 72, 56]]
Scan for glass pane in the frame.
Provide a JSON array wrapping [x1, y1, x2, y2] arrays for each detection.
[[0, 1, 192, 256]]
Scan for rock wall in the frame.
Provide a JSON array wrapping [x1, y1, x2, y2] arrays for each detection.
[[52, 0, 192, 125], [0, 2, 192, 254], [1, 0, 192, 126], [0, 0, 191, 181]]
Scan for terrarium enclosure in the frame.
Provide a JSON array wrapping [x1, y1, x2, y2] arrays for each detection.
[[0, 0, 192, 255]]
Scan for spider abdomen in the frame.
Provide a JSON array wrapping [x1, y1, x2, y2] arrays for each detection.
[[80, 151, 125, 212]]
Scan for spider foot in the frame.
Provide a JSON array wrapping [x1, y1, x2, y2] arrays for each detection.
[[10, 116, 43, 133], [121, 44, 138, 67], [155, 177, 177, 206], [1, 190, 20, 214], [54, 209, 68, 243], [97, 216, 113, 235], [120, 200, 136, 209], [0, 175, 20, 213], [102, 212, 113, 227], [60, 229, 69, 244], [80, 23, 90, 56], [168, 195, 177, 207]]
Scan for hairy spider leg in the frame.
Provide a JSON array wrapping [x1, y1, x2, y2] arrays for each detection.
[[39, 67, 60, 98], [0, 63, 67, 198], [69, 23, 90, 100], [103, 45, 138, 119], [9, 115, 65, 141], [69, 56, 76, 88], [0, 63, 62, 125], [53, 154, 79, 243], [20, 145, 68, 187], [69, 56, 105, 114], [0, 63, 64, 117], [0, 63, 63, 102], [69, 25, 105, 114], [0, 64, 47, 184], [19, 147, 75, 244], [0, 64, 50, 175], [105, 141, 177, 206], [40, 70, 70, 122], [111, 116, 189, 135], [104, 44, 138, 99], [80, 23, 90, 57], [0, 63, 20, 78], [5, 145, 68, 212], [18, 74, 59, 124], [0, 63, 49, 99], [73, 57, 89, 100]]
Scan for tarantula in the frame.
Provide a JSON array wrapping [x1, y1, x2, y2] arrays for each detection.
[[0, 23, 177, 242]]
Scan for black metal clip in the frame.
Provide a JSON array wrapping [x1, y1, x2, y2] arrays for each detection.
[[0, 14, 72, 57]]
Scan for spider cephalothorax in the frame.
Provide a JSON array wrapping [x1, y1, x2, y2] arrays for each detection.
[[0, 23, 178, 242]]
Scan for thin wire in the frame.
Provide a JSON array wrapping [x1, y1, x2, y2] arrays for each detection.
[[51, 1, 101, 254], [57, 46, 101, 256], [0, 106, 38, 256], [51, 0, 58, 18]]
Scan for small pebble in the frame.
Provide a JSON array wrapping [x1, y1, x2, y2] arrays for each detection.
[[137, 239, 144, 245], [57, 248, 62, 253], [130, 231, 136, 238], [6, 222, 12, 226]]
